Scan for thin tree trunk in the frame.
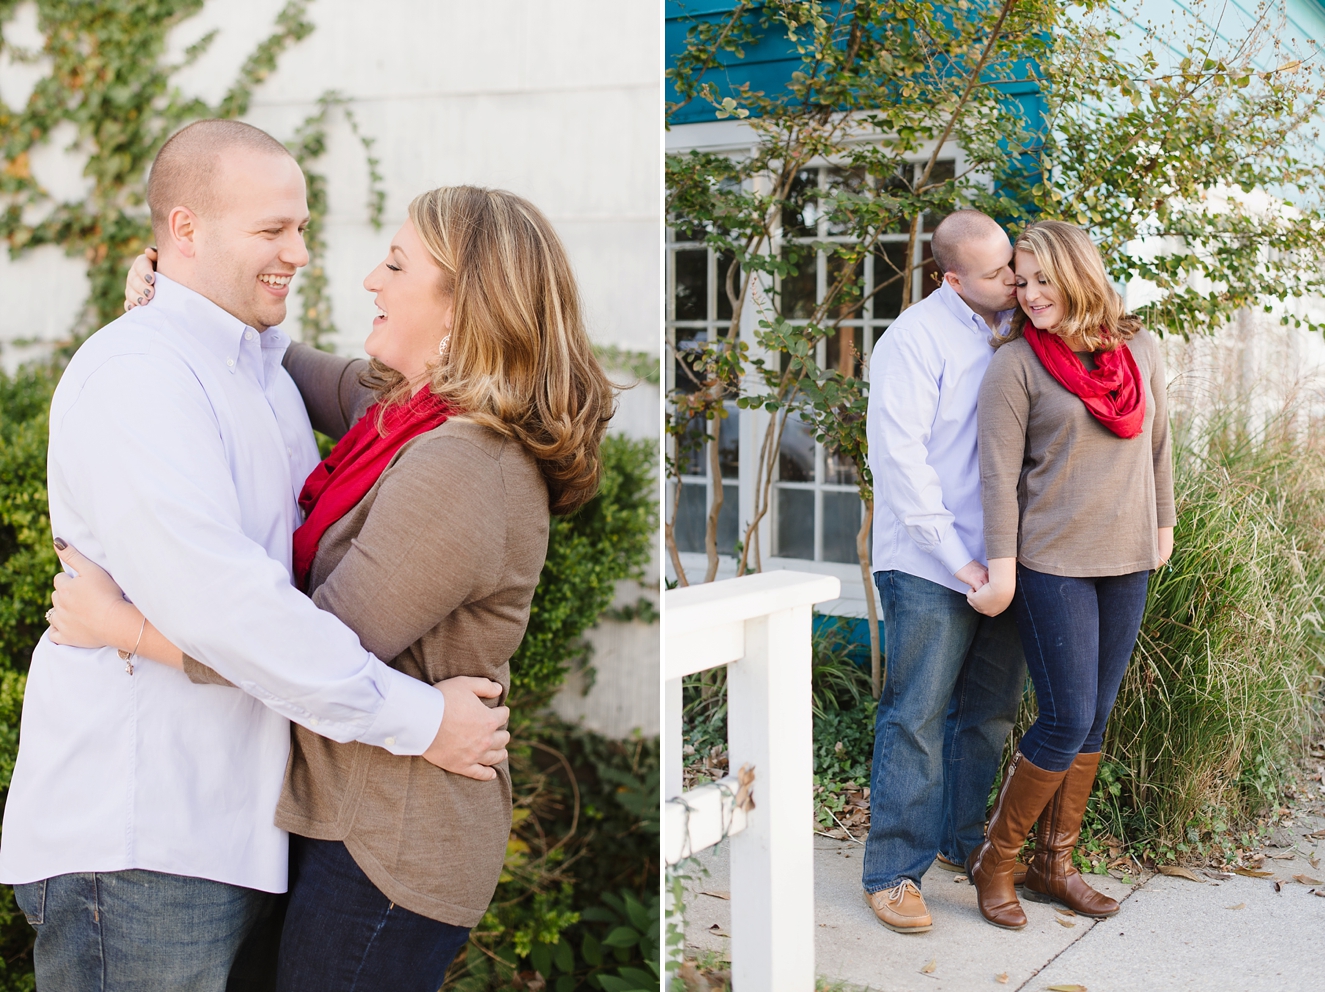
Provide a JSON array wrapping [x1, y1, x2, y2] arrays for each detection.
[[704, 412, 724, 582], [665, 436, 689, 587], [857, 497, 881, 698]]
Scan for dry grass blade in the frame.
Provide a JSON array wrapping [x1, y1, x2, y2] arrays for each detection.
[[1226, 902, 1246, 910], [700, 890, 731, 900], [1046, 985, 1088, 992], [1055, 917, 1076, 928], [1234, 868, 1274, 878]]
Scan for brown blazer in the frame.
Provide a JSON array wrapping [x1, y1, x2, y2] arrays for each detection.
[[186, 344, 549, 926]]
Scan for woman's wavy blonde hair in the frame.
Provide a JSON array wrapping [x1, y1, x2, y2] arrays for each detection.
[[363, 185, 616, 515], [997, 220, 1141, 351]]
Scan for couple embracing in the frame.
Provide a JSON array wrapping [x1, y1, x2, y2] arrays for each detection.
[[862, 211, 1175, 933], [0, 119, 613, 990]]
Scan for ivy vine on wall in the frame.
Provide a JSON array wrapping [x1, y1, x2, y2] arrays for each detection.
[[0, 0, 382, 351]]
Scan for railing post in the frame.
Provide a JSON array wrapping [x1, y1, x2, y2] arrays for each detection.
[[665, 676, 683, 803], [727, 602, 816, 992]]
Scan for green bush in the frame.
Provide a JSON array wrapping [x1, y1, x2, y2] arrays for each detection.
[[0, 362, 659, 989], [512, 434, 658, 705]]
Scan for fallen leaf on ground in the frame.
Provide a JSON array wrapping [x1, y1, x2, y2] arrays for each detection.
[[1057, 908, 1077, 917], [1233, 868, 1274, 878], [1268, 851, 1296, 860], [1295, 875, 1323, 885], [1307, 829, 1325, 839], [699, 890, 730, 900], [1046, 985, 1088, 991], [707, 924, 730, 937], [1226, 903, 1246, 910], [1273, 881, 1282, 893], [953, 874, 968, 883], [920, 959, 936, 974], [1314, 889, 1325, 898], [1055, 917, 1076, 928], [995, 973, 1009, 984], [1204, 870, 1233, 880], [1157, 865, 1204, 882]]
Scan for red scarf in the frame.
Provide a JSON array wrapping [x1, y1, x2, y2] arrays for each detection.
[[292, 388, 452, 589], [1022, 324, 1146, 439]]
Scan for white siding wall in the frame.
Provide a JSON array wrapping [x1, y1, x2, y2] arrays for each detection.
[[0, 0, 660, 737]]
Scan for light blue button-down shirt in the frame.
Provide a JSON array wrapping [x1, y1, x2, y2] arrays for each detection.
[[868, 281, 1012, 595], [0, 274, 447, 893]]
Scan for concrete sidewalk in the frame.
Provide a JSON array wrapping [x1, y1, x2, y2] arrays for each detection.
[[682, 823, 1325, 991]]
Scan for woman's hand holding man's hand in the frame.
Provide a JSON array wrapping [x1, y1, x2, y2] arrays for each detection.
[[123, 246, 158, 312], [966, 557, 1016, 617]]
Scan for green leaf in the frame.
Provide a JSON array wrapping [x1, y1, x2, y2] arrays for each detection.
[[530, 941, 552, 976], [582, 932, 604, 967], [602, 925, 641, 948], [554, 936, 574, 973]]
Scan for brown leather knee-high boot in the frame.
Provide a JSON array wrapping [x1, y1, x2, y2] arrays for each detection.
[[966, 751, 1068, 930], [1022, 750, 1121, 919]]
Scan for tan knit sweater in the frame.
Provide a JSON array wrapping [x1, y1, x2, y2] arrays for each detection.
[[976, 328, 1176, 577], [185, 344, 549, 926]]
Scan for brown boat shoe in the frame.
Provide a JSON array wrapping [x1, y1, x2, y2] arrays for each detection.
[[863, 880, 933, 934]]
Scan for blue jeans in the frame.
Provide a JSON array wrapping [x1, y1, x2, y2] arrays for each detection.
[[862, 570, 1027, 892], [275, 837, 471, 992], [1012, 565, 1151, 772], [13, 869, 271, 992]]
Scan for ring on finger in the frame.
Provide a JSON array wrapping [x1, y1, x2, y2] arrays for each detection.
[[44, 608, 55, 625]]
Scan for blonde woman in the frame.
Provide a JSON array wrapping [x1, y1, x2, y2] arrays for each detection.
[[964, 220, 1174, 930], [47, 186, 614, 989]]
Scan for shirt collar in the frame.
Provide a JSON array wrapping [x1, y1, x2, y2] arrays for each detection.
[[150, 273, 290, 373], [935, 279, 1014, 338]]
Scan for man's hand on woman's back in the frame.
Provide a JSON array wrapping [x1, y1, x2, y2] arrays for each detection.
[[423, 677, 510, 781]]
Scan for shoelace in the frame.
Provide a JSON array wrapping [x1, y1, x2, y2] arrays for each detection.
[[884, 881, 916, 907]]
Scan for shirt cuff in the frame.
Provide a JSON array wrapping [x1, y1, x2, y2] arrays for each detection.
[[356, 664, 447, 756], [935, 530, 975, 577]]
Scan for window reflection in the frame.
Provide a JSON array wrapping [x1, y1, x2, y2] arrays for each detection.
[[674, 250, 707, 321], [778, 413, 815, 483], [781, 169, 819, 238], [824, 446, 858, 485], [822, 491, 862, 563], [775, 488, 814, 560], [780, 248, 816, 319]]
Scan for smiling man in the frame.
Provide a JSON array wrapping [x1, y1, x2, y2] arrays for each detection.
[[860, 209, 1029, 934], [0, 120, 506, 992]]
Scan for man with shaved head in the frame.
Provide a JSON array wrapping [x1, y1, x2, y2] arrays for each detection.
[[860, 209, 1029, 934], [0, 120, 507, 990]]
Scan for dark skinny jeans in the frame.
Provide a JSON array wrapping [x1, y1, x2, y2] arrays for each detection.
[[1011, 564, 1151, 773]]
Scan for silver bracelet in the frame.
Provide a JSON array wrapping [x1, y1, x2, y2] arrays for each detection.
[[118, 617, 146, 675]]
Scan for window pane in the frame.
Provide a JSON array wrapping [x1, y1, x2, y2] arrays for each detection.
[[873, 242, 908, 319], [715, 252, 739, 321], [780, 249, 817, 319], [825, 166, 868, 235], [825, 326, 864, 379], [878, 165, 912, 235], [826, 250, 862, 323], [717, 483, 739, 557], [672, 331, 706, 395], [782, 168, 818, 238], [674, 250, 708, 320], [674, 482, 707, 554], [779, 413, 815, 482], [671, 483, 740, 558], [718, 402, 740, 480], [774, 487, 815, 560], [823, 491, 863, 564], [825, 446, 859, 485]]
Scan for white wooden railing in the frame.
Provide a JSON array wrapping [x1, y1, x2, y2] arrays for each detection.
[[664, 570, 841, 992]]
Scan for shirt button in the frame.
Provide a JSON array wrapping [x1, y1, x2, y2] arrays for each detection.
[[385, 737, 396, 747], [309, 716, 319, 727], [226, 358, 235, 368], [244, 330, 255, 341]]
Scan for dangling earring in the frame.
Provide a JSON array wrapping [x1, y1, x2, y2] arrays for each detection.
[[437, 334, 451, 359]]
